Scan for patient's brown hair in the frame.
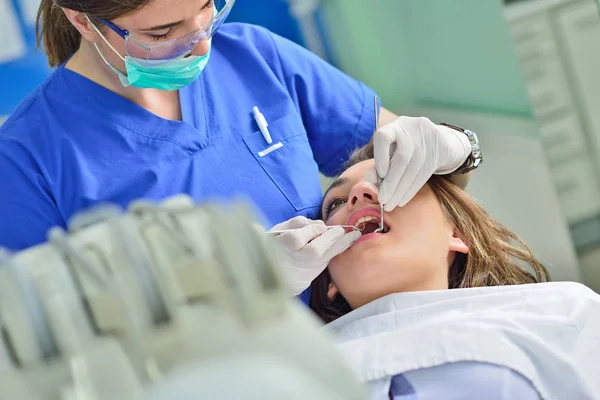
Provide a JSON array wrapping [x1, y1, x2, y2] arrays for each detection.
[[310, 144, 550, 323]]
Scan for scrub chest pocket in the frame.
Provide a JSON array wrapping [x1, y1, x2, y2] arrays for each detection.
[[243, 114, 323, 212]]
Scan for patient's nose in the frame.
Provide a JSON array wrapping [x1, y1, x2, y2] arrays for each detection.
[[347, 182, 379, 211]]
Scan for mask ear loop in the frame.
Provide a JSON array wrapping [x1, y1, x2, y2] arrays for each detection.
[[85, 15, 127, 64]]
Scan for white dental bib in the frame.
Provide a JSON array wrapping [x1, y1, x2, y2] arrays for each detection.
[[326, 282, 600, 400]]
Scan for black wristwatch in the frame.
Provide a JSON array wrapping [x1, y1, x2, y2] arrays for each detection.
[[441, 123, 483, 174]]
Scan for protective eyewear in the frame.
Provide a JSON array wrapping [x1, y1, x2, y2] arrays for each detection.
[[97, 0, 235, 65]]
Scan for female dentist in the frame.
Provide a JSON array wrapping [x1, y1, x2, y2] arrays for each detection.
[[0, 0, 475, 299]]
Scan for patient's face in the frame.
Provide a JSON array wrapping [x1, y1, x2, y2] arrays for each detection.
[[322, 160, 468, 309]]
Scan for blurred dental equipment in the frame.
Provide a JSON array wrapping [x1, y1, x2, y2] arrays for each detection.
[[0, 196, 366, 400]]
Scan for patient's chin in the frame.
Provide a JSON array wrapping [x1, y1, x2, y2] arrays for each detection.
[[330, 247, 384, 277]]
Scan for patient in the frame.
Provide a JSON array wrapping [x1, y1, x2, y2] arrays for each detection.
[[309, 144, 600, 400], [312, 143, 549, 321]]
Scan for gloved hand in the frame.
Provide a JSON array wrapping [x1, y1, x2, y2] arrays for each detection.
[[368, 116, 471, 211], [269, 216, 361, 295]]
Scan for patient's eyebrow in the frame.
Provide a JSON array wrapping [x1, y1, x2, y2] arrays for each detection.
[[323, 177, 348, 200], [321, 177, 349, 219]]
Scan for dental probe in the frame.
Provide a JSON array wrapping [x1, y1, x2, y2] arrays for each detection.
[[373, 96, 385, 234], [268, 225, 360, 236]]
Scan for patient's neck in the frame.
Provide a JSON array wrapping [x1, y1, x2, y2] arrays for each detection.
[[350, 275, 449, 310], [404, 275, 449, 293]]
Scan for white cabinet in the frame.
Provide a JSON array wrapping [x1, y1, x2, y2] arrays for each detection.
[[510, 16, 575, 116], [507, 0, 600, 225], [539, 112, 587, 163], [551, 159, 600, 223], [554, 1, 600, 157]]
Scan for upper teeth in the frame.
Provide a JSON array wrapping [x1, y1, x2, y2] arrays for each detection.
[[354, 216, 380, 229]]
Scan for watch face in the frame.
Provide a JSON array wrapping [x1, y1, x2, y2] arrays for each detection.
[[464, 130, 482, 162], [441, 123, 482, 172]]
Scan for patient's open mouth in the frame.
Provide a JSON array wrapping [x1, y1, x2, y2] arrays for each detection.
[[353, 215, 390, 235], [345, 207, 391, 244]]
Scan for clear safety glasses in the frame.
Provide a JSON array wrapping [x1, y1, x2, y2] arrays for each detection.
[[97, 0, 235, 65]]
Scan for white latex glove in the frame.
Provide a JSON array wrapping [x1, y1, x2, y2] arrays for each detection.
[[268, 216, 361, 295], [368, 116, 471, 211]]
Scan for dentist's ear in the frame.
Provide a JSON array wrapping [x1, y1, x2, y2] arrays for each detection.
[[449, 229, 469, 254], [327, 282, 340, 301], [62, 8, 97, 42]]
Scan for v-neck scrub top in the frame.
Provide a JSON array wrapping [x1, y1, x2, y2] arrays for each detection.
[[0, 23, 377, 251]]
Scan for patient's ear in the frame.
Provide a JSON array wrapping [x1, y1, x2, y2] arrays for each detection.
[[327, 282, 340, 301], [449, 229, 469, 254]]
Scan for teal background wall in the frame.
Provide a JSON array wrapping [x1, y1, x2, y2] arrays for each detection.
[[320, 0, 535, 122]]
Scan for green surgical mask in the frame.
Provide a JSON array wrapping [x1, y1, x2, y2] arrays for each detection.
[[94, 42, 211, 91], [89, 17, 212, 91]]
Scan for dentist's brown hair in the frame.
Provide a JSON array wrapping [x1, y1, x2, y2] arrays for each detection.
[[310, 143, 550, 323], [37, 0, 150, 67]]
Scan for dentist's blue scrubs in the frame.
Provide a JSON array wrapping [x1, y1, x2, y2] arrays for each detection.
[[0, 23, 376, 301]]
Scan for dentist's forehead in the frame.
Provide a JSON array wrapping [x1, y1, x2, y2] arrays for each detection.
[[123, 0, 208, 26]]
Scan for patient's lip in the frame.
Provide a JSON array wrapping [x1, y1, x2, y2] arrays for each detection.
[[354, 231, 384, 246]]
